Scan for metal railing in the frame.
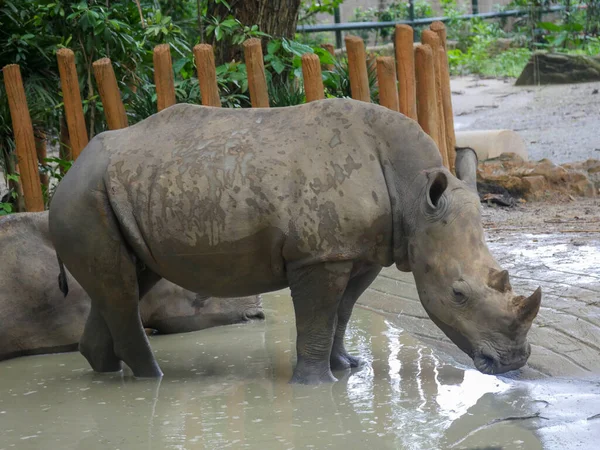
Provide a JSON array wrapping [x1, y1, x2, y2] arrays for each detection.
[[297, 5, 567, 47]]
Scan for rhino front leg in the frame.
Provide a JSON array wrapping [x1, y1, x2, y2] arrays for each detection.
[[288, 261, 353, 384], [330, 265, 381, 371]]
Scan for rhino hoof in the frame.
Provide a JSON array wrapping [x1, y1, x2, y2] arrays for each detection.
[[290, 360, 337, 384], [330, 352, 364, 371]]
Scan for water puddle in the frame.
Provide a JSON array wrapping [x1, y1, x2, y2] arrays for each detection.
[[505, 234, 600, 280], [1, 293, 598, 449]]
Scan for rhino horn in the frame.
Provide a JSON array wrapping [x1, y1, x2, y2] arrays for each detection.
[[514, 287, 542, 323], [488, 268, 511, 293]]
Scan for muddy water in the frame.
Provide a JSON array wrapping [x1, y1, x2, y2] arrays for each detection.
[[1, 294, 599, 450]]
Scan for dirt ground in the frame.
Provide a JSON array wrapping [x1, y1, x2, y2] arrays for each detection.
[[451, 76, 600, 164]]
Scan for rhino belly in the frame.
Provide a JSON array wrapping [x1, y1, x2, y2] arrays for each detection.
[[148, 227, 289, 297]]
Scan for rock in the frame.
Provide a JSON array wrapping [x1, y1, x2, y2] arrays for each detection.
[[475, 153, 599, 201], [516, 52, 600, 85], [521, 175, 547, 195]]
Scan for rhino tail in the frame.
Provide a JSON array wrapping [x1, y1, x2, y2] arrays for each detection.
[[57, 254, 69, 297]]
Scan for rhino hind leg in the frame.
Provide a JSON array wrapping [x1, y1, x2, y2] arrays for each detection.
[[80, 244, 162, 378], [288, 261, 353, 384], [330, 265, 382, 371], [51, 193, 163, 378], [79, 306, 121, 373]]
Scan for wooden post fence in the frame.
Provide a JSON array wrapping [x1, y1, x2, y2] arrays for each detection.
[[414, 45, 440, 151], [92, 58, 128, 130], [394, 24, 417, 120], [2, 64, 44, 212], [301, 53, 325, 102], [430, 21, 448, 50], [34, 132, 49, 190], [376, 57, 399, 112], [321, 43, 335, 71], [193, 44, 221, 107], [56, 48, 89, 160], [153, 44, 176, 112], [243, 38, 270, 108], [430, 22, 457, 175], [421, 30, 449, 169], [345, 35, 370, 103]]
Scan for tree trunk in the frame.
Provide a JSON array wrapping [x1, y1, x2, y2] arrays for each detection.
[[207, 0, 302, 64]]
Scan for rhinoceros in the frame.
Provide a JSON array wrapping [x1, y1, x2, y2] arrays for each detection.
[[0, 211, 264, 362], [49, 99, 541, 384]]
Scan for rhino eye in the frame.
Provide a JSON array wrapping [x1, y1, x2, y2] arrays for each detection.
[[451, 280, 470, 304], [452, 287, 466, 302]]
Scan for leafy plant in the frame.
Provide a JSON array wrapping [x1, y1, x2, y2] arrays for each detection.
[[268, 77, 305, 107], [323, 56, 378, 102], [537, 21, 584, 50], [0, 174, 19, 216], [349, 1, 433, 45], [265, 38, 335, 80], [40, 156, 73, 206]]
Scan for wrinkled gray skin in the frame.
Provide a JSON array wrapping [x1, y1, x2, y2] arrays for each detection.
[[0, 212, 263, 362], [49, 99, 541, 384], [455, 147, 479, 194]]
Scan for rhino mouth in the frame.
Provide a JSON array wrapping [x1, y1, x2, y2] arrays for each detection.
[[473, 353, 499, 375], [473, 344, 531, 375]]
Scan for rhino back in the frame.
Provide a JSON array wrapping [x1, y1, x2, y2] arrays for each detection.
[[95, 100, 404, 295]]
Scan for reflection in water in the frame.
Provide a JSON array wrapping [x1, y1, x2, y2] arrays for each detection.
[[0, 293, 597, 449], [436, 370, 511, 422]]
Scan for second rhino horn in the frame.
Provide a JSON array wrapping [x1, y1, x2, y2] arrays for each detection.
[[488, 268, 511, 293]]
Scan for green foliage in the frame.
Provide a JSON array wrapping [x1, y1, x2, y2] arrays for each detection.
[[349, 1, 433, 44], [322, 57, 378, 102], [449, 47, 532, 77], [0, 174, 19, 216], [268, 77, 305, 107], [40, 156, 73, 206], [299, 0, 344, 23], [204, 16, 268, 45], [265, 38, 335, 80]]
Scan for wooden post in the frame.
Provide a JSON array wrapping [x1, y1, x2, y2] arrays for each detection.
[[344, 35, 370, 103], [321, 43, 335, 71], [56, 48, 89, 160], [243, 38, 269, 108], [153, 44, 176, 112], [430, 21, 448, 50], [92, 58, 128, 130], [394, 24, 417, 120], [34, 132, 49, 190], [59, 116, 72, 171], [193, 44, 221, 107], [301, 54, 325, 102], [436, 46, 457, 174], [430, 22, 457, 174], [2, 64, 44, 212], [421, 30, 449, 169], [414, 45, 440, 151], [376, 57, 399, 112]]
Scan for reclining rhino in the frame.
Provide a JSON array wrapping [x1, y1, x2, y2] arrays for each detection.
[[0, 212, 263, 362], [49, 99, 541, 384]]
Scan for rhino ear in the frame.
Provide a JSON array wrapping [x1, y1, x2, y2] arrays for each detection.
[[427, 171, 448, 208], [488, 268, 511, 293]]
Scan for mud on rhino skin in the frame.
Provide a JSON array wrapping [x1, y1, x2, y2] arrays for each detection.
[[48, 98, 542, 384], [0, 211, 263, 362]]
